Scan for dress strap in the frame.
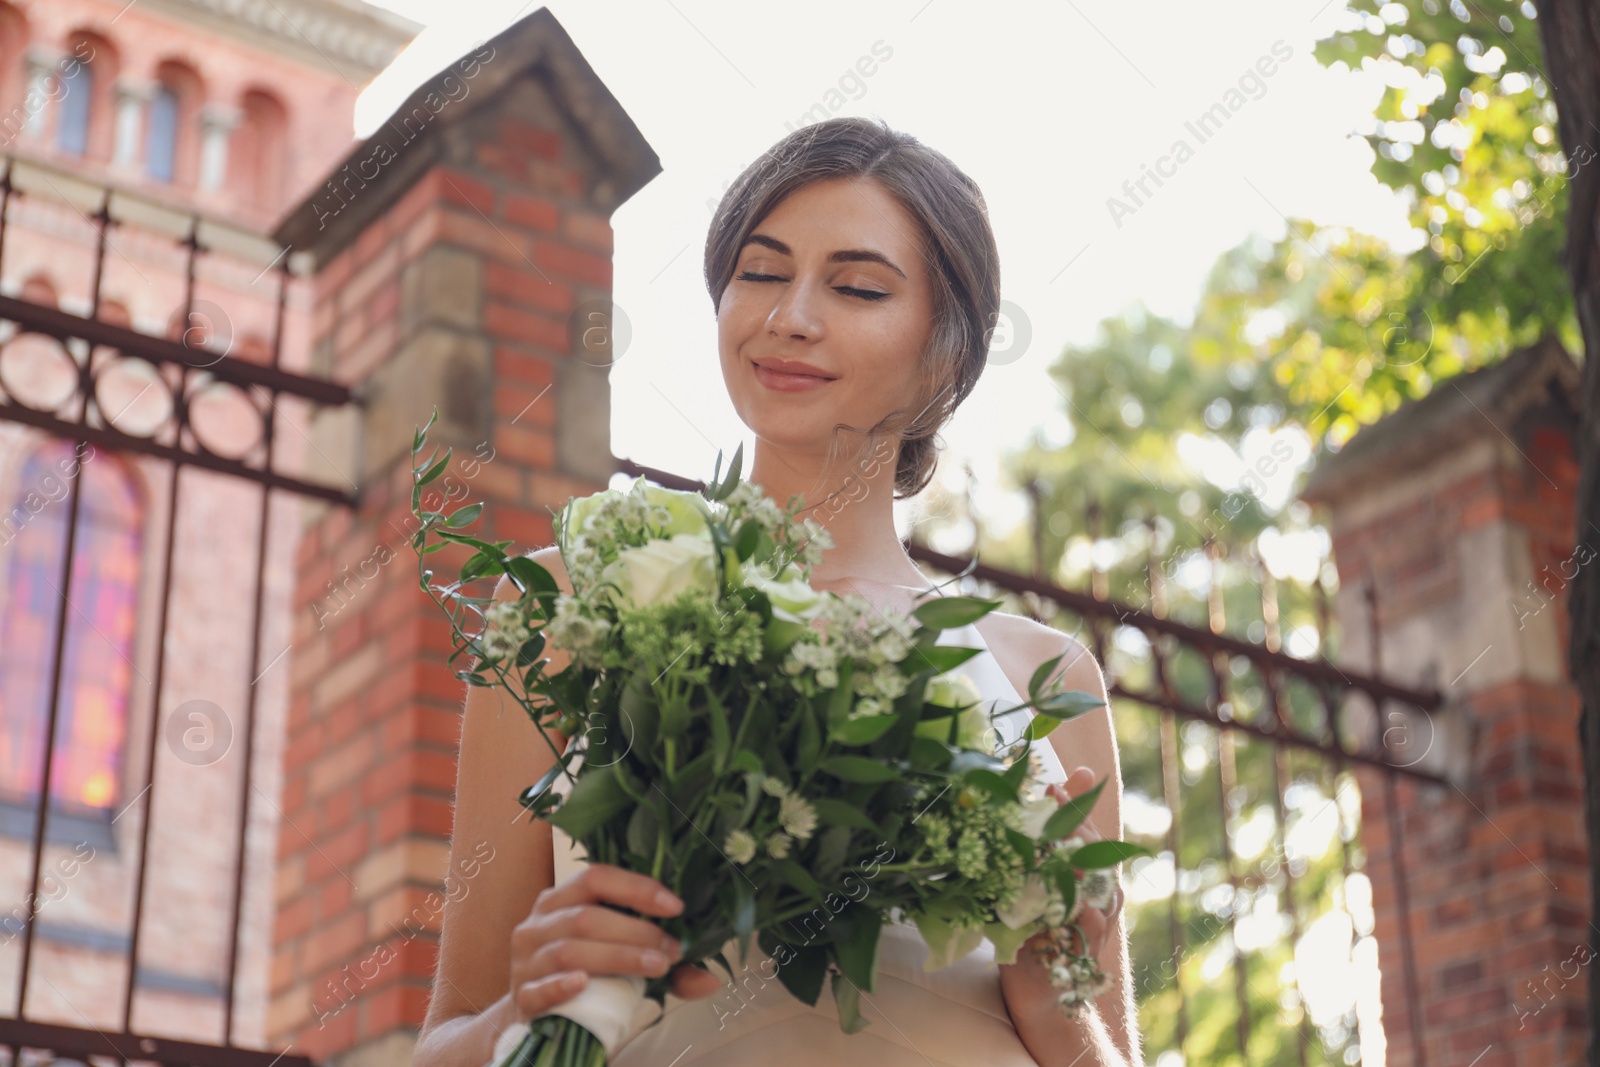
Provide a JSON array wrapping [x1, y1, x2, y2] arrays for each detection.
[[934, 621, 1069, 789]]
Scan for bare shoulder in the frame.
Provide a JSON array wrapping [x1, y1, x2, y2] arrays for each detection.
[[977, 609, 1122, 836], [976, 609, 1107, 704]]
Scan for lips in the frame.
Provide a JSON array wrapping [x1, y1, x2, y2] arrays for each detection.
[[750, 359, 837, 393], [751, 357, 837, 380]]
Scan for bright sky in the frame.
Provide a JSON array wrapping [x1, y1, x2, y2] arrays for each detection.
[[354, 0, 1409, 546]]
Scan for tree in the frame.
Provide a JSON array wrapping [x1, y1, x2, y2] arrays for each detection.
[[1524, 2, 1600, 1062]]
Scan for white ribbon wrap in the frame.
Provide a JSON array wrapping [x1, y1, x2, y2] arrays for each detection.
[[487, 977, 663, 1065]]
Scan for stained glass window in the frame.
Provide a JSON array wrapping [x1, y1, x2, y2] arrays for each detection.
[[0, 439, 139, 814]]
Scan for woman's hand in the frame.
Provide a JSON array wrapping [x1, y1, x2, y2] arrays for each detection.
[[999, 765, 1126, 1026], [508, 862, 723, 1020]]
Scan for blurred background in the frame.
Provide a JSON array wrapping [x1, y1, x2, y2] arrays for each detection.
[[0, 1, 1589, 1065]]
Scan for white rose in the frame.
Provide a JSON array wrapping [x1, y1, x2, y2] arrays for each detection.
[[748, 571, 828, 655], [915, 673, 994, 752], [631, 477, 713, 540], [996, 871, 1053, 929], [748, 574, 827, 622], [1012, 792, 1061, 840], [599, 533, 718, 611]]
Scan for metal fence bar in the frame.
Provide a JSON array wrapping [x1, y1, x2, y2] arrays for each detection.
[[221, 257, 291, 1044], [0, 156, 352, 1067]]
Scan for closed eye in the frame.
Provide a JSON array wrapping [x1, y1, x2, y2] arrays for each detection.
[[736, 270, 890, 302]]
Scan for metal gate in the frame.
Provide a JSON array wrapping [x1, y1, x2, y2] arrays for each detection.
[[0, 154, 356, 1066]]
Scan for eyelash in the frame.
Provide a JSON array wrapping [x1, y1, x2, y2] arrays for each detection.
[[735, 270, 890, 302]]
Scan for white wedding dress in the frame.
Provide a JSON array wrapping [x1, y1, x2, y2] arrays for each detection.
[[543, 589, 1070, 1066]]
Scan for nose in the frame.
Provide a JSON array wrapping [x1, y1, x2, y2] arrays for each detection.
[[765, 276, 823, 343]]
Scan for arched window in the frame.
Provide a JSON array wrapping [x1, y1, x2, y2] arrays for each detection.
[[233, 89, 288, 211], [55, 59, 92, 155], [144, 83, 178, 181], [0, 438, 139, 817], [144, 61, 201, 185]]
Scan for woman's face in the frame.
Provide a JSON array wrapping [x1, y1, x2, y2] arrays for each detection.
[[717, 176, 936, 462]]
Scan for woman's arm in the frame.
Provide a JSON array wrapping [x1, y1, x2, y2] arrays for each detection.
[[988, 618, 1144, 1067], [414, 548, 573, 1067]]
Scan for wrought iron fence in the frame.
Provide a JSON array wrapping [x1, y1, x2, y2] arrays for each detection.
[[0, 154, 352, 1066]]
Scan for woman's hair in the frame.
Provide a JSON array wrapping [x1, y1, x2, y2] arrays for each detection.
[[704, 116, 1002, 499]]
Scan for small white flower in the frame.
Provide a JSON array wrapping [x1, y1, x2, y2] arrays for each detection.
[[766, 832, 793, 860], [724, 828, 757, 864], [760, 775, 789, 798], [1080, 868, 1118, 911], [779, 793, 818, 840]]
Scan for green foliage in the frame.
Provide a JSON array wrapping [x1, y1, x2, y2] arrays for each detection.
[[975, 4, 1580, 1063], [1287, 0, 1581, 442]]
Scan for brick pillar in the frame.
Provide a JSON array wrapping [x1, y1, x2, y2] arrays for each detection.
[[1301, 337, 1590, 1067], [262, 11, 658, 1063]]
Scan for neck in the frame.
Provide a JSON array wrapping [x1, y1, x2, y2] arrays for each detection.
[[747, 434, 927, 589]]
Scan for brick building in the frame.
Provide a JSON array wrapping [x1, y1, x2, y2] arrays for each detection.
[[0, 0, 418, 1048]]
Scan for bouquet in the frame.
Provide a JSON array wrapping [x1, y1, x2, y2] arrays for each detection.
[[406, 412, 1151, 1067]]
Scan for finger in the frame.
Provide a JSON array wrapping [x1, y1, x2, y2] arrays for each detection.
[[531, 938, 680, 981], [541, 864, 685, 919], [670, 962, 724, 1000], [515, 970, 590, 1019], [544, 903, 685, 957], [1064, 765, 1095, 796]]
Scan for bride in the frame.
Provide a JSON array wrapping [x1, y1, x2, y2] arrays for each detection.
[[414, 116, 1141, 1067]]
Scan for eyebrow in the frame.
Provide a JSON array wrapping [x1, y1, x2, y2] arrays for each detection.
[[740, 233, 907, 280]]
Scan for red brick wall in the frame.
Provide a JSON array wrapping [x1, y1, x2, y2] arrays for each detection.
[[1327, 421, 1589, 1067], [268, 113, 619, 1058]]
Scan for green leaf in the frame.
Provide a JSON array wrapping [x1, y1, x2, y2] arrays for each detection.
[[626, 801, 660, 858], [832, 907, 881, 994], [618, 674, 659, 756], [908, 644, 983, 674], [828, 712, 898, 746], [813, 824, 851, 882], [1042, 779, 1106, 842], [771, 858, 823, 901], [446, 502, 484, 528], [728, 749, 763, 776], [1024, 714, 1061, 741], [412, 411, 437, 456], [1055, 863, 1077, 916], [517, 762, 565, 814], [733, 877, 756, 960], [1068, 839, 1152, 869], [1028, 652, 1065, 700], [770, 937, 828, 1006], [910, 596, 1002, 631], [417, 448, 452, 486], [825, 659, 856, 728], [1034, 689, 1106, 719], [723, 441, 744, 495], [544, 764, 631, 840], [707, 690, 731, 774], [733, 517, 762, 561], [962, 768, 1016, 803], [506, 556, 558, 598], [796, 701, 820, 770], [810, 798, 880, 834], [819, 755, 901, 783], [832, 972, 870, 1034]]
